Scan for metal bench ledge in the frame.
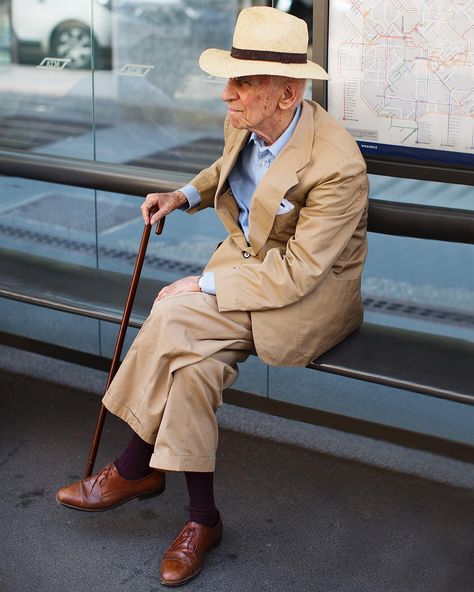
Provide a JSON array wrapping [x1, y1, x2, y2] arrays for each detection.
[[1, 249, 473, 405]]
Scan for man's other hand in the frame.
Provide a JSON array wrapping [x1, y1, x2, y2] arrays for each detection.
[[141, 191, 188, 225], [154, 276, 201, 304]]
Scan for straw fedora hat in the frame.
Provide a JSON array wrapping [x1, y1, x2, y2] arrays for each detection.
[[199, 6, 329, 80]]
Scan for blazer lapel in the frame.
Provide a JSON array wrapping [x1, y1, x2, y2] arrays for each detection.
[[215, 187, 249, 251], [214, 127, 250, 249], [248, 101, 315, 255], [215, 128, 249, 201]]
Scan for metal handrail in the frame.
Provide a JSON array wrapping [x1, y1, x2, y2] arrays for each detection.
[[1, 148, 473, 243], [367, 200, 474, 243], [0, 148, 181, 196]]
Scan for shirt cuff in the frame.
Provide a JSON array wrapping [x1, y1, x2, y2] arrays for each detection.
[[199, 272, 216, 295], [178, 184, 201, 211]]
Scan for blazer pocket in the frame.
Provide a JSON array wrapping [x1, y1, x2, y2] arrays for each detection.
[[269, 203, 300, 242]]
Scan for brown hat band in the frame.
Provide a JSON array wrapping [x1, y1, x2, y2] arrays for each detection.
[[230, 46, 307, 64]]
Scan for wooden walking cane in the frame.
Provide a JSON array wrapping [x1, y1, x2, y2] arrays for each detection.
[[83, 212, 165, 479]]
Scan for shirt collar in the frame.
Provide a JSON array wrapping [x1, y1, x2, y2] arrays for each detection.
[[249, 102, 302, 158]]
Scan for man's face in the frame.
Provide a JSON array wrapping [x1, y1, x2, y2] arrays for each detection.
[[221, 75, 282, 137]]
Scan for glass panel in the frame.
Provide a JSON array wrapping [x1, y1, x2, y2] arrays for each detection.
[[0, 299, 101, 355], [0, 176, 98, 266], [92, 0, 237, 174], [2, 0, 95, 159], [90, 0, 315, 171], [233, 356, 268, 396], [0, 1, 11, 65], [369, 176, 474, 210], [363, 235, 474, 341], [94, 190, 226, 281], [0, 175, 101, 352], [2, 0, 469, 424], [268, 367, 474, 445], [100, 321, 138, 359]]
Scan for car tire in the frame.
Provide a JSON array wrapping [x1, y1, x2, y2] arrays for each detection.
[[50, 21, 101, 69]]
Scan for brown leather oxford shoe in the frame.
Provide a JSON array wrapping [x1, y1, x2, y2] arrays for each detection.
[[56, 463, 165, 511], [160, 515, 223, 587]]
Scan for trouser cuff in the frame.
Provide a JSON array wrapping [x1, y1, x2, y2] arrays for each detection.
[[150, 452, 215, 473]]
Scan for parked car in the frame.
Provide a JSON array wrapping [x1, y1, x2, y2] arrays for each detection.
[[11, 0, 112, 68], [11, 0, 234, 72]]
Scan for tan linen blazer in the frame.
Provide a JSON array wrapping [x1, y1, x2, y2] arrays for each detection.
[[187, 99, 369, 367]]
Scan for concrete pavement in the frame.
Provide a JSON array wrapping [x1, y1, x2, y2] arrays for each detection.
[[1, 346, 473, 592]]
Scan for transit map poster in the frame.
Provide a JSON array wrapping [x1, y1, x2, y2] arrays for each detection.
[[327, 0, 474, 169]]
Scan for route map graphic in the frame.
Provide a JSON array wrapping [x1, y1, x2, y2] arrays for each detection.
[[327, 0, 474, 167]]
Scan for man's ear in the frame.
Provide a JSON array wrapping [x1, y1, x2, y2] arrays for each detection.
[[278, 81, 299, 111]]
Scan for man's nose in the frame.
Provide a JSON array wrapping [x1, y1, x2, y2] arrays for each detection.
[[221, 79, 237, 102]]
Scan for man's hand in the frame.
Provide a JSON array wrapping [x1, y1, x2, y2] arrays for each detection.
[[141, 191, 188, 225], [154, 276, 201, 304]]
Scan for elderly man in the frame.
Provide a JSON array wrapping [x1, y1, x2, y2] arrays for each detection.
[[56, 6, 368, 587]]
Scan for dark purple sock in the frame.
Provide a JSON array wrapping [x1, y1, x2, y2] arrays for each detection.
[[185, 471, 219, 527], [114, 432, 154, 480]]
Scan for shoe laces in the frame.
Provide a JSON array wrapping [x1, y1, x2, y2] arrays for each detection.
[[91, 463, 114, 492], [175, 524, 198, 552]]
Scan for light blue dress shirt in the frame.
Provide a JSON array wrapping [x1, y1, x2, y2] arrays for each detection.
[[180, 103, 302, 295]]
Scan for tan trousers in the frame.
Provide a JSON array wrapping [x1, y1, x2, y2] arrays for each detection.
[[102, 292, 254, 472]]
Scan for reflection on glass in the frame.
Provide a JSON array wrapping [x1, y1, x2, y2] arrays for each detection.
[[0, 0, 11, 65], [11, 0, 111, 69], [369, 175, 474, 210], [1, 1, 312, 171], [0, 298, 102, 354], [95, 190, 226, 285], [0, 0, 95, 159], [0, 176, 101, 355], [93, 0, 238, 176], [267, 363, 474, 444], [0, 177, 98, 267]]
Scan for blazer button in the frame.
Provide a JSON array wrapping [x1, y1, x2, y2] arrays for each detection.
[[242, 251, 251, 259]]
